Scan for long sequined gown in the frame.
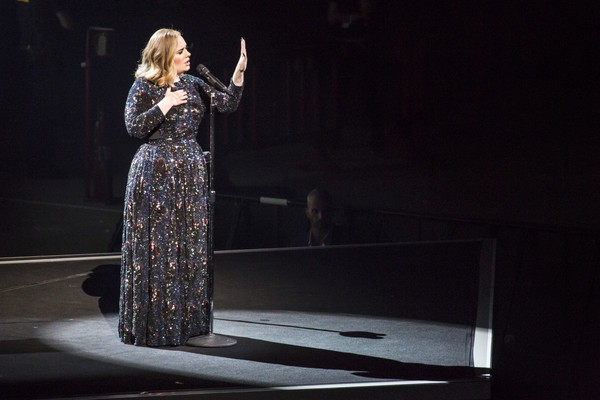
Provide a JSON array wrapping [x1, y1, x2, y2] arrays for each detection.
[[119, 74, 243, 346]]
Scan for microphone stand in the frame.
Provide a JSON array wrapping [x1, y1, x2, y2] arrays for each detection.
[[186, 92, 237, 348]]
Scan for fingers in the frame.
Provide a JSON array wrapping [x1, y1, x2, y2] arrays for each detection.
[[237, 38, 247, 73], [240, 37, 246, 57], [166, 86, 188, 105], [176, 90, 188, 104]]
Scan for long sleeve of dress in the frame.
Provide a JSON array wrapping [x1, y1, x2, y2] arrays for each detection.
[[124, 78, 166, 139], [198, 78, 244, 114]]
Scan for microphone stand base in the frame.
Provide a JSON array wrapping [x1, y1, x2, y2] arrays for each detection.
[[186, 333, 237, 348]]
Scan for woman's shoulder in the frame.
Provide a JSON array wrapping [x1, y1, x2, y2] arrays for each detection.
[[128, 77, 163, 98], [129, 77, 148, 91], [132, 77, 159, 88], [180, 73, 203, 85]]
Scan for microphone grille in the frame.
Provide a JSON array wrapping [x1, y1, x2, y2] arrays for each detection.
[[196, 64, 208, 75]]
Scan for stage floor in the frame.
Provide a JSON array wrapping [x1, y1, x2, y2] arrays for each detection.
[[0, 245, 491, 399]]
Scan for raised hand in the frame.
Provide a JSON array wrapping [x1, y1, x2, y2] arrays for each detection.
[[233, 38, 247, 86], [237, 38, 247, 72]]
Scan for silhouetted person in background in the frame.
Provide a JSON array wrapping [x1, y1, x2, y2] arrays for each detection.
[[293, 188, 349, 247]]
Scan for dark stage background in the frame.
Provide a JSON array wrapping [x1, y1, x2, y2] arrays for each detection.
[[1, 1, 599, 399]]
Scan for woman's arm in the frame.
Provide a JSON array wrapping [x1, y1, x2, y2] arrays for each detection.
[[206, 38, 247, 113], [124, 79, 164, 139]]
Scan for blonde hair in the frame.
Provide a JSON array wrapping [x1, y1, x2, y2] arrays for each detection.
[[135, 28, 181, 87]]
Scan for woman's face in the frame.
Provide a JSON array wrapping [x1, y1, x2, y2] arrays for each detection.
[[173, 36, 191, 74]]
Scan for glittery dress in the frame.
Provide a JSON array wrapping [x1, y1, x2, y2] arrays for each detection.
[[119, 74, 243, 346]]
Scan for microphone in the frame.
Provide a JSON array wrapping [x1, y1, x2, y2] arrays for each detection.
[[196, 64, 232, 95]]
